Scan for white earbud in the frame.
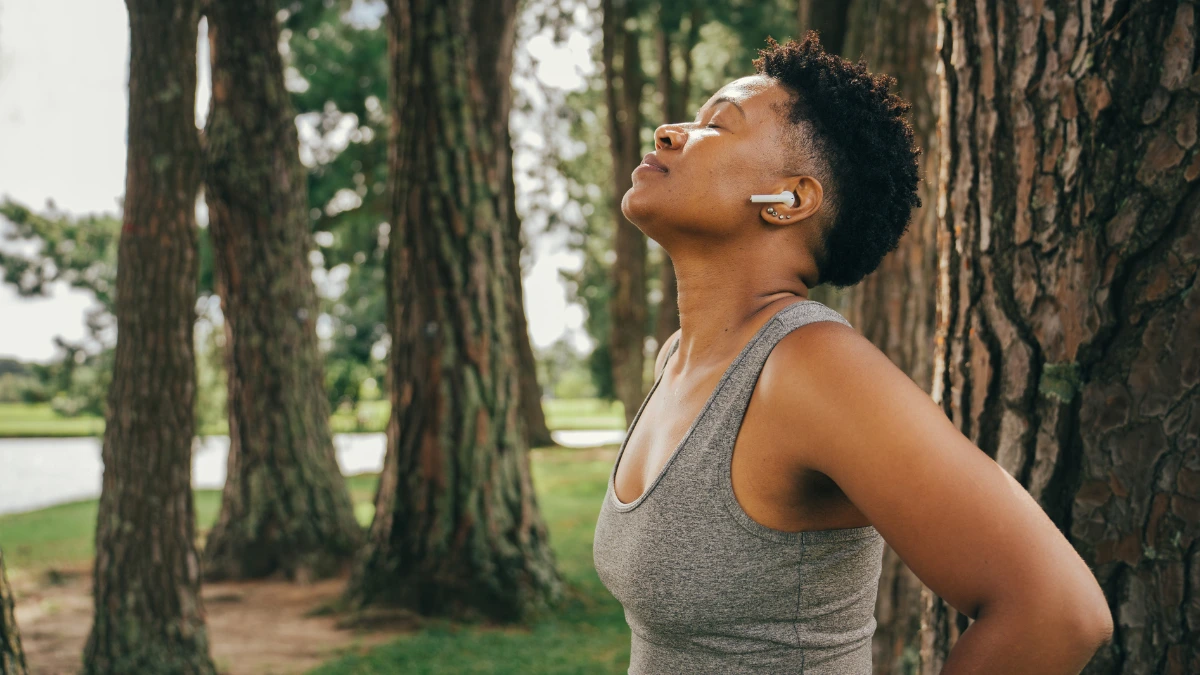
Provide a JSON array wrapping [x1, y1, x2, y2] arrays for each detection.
[[749, 190, 796, 208]]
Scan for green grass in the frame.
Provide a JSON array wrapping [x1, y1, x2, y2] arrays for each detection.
[[542, 398, 626, 431], [310, 453, 629, 675], [0, 403, 105, 438], [0, 473, 384, 570], [0, 448, 632, 674], [0, 398, 627, 438]]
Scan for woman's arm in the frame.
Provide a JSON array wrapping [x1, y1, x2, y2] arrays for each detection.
[[759, 321, 1114, 673]]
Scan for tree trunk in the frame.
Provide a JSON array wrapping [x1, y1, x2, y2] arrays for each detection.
[[82, 2, 216, 672], [604, 0, 650, 425], [838, 2, 940, 673], [199, 0, 362, 583], [926, 1, 1199, 673], [797, 0, 851, 57], [794, 0, 852, 315], [503, 91, 555, 450], [0, 548, 28, 675], [342, 0, 565, 622], [651, 6, 702, 353]]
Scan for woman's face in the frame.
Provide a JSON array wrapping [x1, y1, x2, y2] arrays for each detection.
[[621, 74, 817, 245]]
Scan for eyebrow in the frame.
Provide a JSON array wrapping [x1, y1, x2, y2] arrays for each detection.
[[694, 96, 746, 122]]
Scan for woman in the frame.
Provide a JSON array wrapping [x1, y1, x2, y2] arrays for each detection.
[[591, 33, 1113, 674]]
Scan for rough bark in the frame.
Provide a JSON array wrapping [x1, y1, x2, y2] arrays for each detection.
[[797, 0, 852, 58], [342, 0, 565, 622], [837, 1, 941, 672], [795, 0, 850, 315], [604, 0, 650, 425], [501, 55, 554, 450], [81, 2, 216, 672], [199, 0, 362, 583], [926, 2, 1198, 673], [651, 5, 702, 353], [0, 548, 28, 675]]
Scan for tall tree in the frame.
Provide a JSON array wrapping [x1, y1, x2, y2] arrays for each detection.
[[343, 0, 565, 621], [603, 0, 650, 426], [200, 0, 362, 582], [925, 1, 1196, 672], [833, 2, 941, 672], [0, 549, 28, 675], [499, 38, 555, 450], [650, 3, 703, 352], [796, 0, 850, 57], [81, 1, 216, 671]]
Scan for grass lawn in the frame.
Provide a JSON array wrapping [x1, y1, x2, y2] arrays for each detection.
[[0, 398, 626, 438], [0, 447, 631, 674], [0, 403, 106, 438]]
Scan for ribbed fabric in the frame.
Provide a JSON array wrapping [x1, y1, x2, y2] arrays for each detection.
[[593, 299, 885, 674]]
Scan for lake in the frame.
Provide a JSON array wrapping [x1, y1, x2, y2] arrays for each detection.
[[0, 430, 624, 516]]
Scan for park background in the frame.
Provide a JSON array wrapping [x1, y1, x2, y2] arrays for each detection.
[[0, 0, 1195, 674]]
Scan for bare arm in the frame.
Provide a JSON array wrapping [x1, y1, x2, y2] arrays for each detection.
[[761, 321, 1114, 673]]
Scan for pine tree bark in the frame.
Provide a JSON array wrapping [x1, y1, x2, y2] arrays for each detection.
[[838, 2, 940, 672], [0, 548, 28, 675], [500, 49, 554, 450], [795, 0, 851, 315], [797, 0, 852, 58], [342, 0, 565, 622], [604, 0, 650, 425], [199, 0, 362, 583], [926, 1, 1198, 672], [82, 2, 216, 672], [651, 5, 702, 352]]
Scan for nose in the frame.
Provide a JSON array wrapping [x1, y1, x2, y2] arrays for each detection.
[[655, 123, 688, 152]]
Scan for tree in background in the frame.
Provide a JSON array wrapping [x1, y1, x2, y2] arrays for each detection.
[[805, 1, 940, 671], [0, 204, 121, 416], [499, 6, 556, 449], [550, 0, 801, 415], [602, 0, 651, 427], [280, 0, 552, 449], [343, 0, 565, 621], [0, 548, 28, 675], [926, 0, 1195, 672], [649, 3, 702, 351], [199, 0, 363, 582], [81, 0, 216, 671], [281, 0, 392, 414]]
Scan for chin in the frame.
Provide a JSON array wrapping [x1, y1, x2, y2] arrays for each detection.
[[620, 184, 669, 238]]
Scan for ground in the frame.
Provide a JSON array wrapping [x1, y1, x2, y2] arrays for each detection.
[[9, 562, 412, 675], [3, 445, 631, 674]]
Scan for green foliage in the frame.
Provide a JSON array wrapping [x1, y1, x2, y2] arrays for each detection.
[[0, 200, 121, 414], [195, 308, 229, 437], [0, 199, 120, 310], [281, 0, 392, 400], [531, 1, 801, 399]]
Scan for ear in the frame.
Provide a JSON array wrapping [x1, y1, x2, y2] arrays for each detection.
[[762, 176, 822, 224]]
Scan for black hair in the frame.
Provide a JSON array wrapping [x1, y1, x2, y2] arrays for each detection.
[[753, 32, 922, 288]]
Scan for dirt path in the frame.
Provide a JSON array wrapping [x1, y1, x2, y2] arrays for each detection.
[[10, 563, 413, 675]]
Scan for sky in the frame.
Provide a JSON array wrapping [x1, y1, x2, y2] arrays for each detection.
[[0, 1, 594, 363]]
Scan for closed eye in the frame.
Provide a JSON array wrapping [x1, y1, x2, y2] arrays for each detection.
[[705, 123, 720, 129]]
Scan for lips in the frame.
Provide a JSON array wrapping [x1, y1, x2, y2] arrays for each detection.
[[638, 152, 668, 172]]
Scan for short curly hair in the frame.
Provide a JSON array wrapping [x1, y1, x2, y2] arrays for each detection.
[[753, 32, 922, 288]]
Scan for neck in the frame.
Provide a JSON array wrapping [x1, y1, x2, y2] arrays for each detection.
[[667, 249, 811, 374]]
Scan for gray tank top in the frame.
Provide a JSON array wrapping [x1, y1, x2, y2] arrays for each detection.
[[592, 299, 885, 674]]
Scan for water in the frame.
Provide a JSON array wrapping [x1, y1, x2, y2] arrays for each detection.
[[0, 429, 624, 516]]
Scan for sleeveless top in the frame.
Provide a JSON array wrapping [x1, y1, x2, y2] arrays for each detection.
[[592, 299, 885, 674]]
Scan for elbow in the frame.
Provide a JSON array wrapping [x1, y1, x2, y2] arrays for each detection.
[[1056, 590, 1114, 654], [1078, 603, 1115, 649]]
